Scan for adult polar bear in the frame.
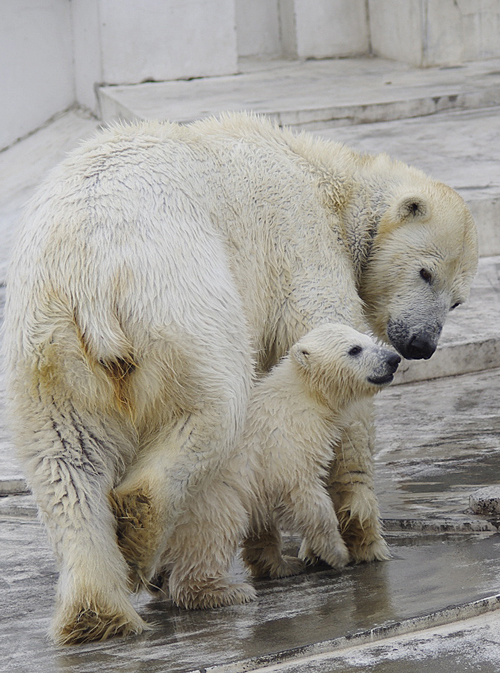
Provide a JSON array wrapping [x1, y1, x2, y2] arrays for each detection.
[[4, 113, 477, 644]]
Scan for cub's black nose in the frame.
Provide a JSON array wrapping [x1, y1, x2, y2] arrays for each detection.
[[387, 352, 401, 372]]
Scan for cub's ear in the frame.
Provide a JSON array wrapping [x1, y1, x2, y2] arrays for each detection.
[[291, 344, 310, 369], [379, 195, 431, 236]]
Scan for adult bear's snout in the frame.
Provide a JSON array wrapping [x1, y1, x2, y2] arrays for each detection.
[[387, 319, 442, 361]]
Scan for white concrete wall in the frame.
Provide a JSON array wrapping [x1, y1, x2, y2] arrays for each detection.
[[236, 0, 369, 60], [98, 0, 238, 84], [292, 0, 369, 59], [236, 0, 281, 57], [369, 0, 500, 67], [73, 0, 238, 111], [2, 0, 239, 148], [3, 0, 500, 151], [0, 0, 74, 150]]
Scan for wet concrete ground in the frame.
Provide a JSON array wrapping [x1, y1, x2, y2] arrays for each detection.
[[257, 608, 500, 673], [375, 366, 500, 526], [2, 365, 500, 672], [2, 515, 500, 673]]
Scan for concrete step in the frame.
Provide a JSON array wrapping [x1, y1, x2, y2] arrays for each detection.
[[98, 56, 500, 131], [2, 511, 500, 673]]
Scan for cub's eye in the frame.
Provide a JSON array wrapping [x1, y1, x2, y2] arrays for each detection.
[[450, 302, 461, 311], [348, 345, 362, 356], [420, 268, 432, 283]]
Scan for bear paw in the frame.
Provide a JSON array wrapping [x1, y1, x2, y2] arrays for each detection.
[[264, 555, 306, 579], [170, 577, 256, 610], [299, 538, 350, 570], [52, 601, 149, 645], [348, 535, 391, 564], [337, 509, 390, 563]]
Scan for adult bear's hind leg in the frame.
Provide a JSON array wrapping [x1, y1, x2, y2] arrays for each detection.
[[14, 399, 147, 645], [112, 333, 255, 606], [242, 526, 305, 579]]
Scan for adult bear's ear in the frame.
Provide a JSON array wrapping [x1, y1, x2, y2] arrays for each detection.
[[291, 344, 310, 369], [378, 194, 431, 236], [396, 196, 429, 222]]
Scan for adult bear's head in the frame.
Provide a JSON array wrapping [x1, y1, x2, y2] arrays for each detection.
[[359, 182, 478, 360]]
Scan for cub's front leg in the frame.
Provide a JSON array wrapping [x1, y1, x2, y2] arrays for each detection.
[[286, 483, 350, 570], [326, 399, 390, 563]]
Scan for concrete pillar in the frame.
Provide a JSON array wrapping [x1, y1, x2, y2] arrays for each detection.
[[369, 0, 500, 67], [72, 0, 103, 114], [280, 0, 370, 59], [235, 0, 281, 58], [72, 0, 239, 112]]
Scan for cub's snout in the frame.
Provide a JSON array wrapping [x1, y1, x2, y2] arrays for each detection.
[[367, 348, 401, 386]]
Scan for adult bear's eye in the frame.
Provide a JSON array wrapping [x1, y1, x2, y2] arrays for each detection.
[[348, 346, 362, 356], [450, 302, 461, 311], [420, 268, 432, 283]]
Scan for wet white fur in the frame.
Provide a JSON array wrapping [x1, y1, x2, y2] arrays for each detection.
[[169, 323, 399, 586], [2, 113, 477, 643]]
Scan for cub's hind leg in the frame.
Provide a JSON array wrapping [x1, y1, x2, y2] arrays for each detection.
[[242, 525, 306, 579]]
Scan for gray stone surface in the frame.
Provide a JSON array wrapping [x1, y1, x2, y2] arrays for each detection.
[[252, 607, 500, 673], [98, 56, 500, 131], [2, 516, 500, 673], [374, 366, 500, 527], [470, 486, 500, 515]]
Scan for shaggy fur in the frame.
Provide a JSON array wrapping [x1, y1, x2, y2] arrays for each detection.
[[3, 113, 477, 643], [172, 324, 399, 584]]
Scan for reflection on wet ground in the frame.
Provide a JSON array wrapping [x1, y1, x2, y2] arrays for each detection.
[[2, 514, 500, 673]]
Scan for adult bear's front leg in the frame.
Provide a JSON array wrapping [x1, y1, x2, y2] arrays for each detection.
[[326, 398, 390, 563]]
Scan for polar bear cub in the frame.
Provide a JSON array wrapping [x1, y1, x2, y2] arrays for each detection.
[[164, 323, 400, 595], [239, 322, 400, 578]]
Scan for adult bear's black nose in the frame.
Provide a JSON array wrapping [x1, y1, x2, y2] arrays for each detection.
[[406, 334, 436, 360]]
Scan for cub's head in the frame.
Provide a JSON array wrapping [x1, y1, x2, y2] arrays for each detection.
[[290, 323, 401, 405], [360, 180, 478, 360]]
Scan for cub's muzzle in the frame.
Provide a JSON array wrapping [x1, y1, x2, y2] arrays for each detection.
[[368, 349, 401, 385]]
